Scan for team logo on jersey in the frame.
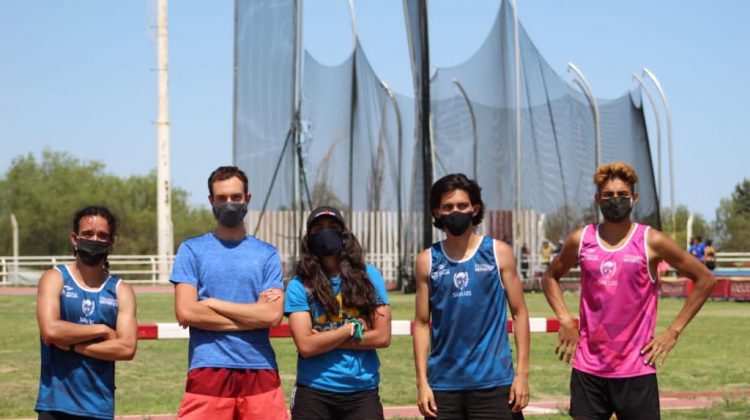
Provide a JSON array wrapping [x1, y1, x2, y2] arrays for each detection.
[[452, 272, 472, 297], [600, 261, 617, 277], [81, 298, 95, 317], [597, 260, 618, 286], [453, 272, 469, 289]]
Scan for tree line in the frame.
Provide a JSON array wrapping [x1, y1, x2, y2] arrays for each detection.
[[0, 150, 214, 256]]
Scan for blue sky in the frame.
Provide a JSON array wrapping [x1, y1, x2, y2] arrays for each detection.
[[1, 1, 748, 222]]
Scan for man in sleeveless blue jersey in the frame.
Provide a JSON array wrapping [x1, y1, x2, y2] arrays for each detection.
[[36, 206, 138, 420], [171, 166, 287, 419], [413, 174, 530, 419]]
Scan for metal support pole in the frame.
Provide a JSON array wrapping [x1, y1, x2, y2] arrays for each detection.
[[347, 0, 358, 213], [633, 74, 663, 202], [10, 214, 19, 283], [381, 80, 404, 286], [155, 0, 174, 281], [642, 68, 675, 238], [452, 79, 478, 181], [511, 0, 522, 266]]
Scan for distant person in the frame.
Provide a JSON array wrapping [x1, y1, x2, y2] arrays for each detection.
[[553, 240, 563, 256], [520, 243, 530, 280], [414, 173, 529, 419], [36, 205, 137, 419], [542, 162, 715, 420], [689, 237, 705, 262], [703, 239, 717, 270], [285, 206, 391, 419], [171, 166, 287, 420], [540, 241, 553, 267]]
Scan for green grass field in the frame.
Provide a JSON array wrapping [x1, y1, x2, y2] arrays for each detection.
[[1, 291, 748, 418]]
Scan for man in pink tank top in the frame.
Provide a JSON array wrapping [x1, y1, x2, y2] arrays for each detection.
[[542, 162, 715, 420]]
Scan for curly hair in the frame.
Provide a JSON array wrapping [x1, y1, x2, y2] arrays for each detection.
[[295, 224, 379, 327], [594, 161, 639, 193], [72, 205, 117, 272]]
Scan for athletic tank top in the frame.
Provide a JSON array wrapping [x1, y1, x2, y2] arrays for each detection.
[[35, 264, 120, 419], [575, 223, 658, 378], [427, 236, 514, 390]]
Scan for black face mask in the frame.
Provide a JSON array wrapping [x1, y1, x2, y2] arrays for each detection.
[[76, 238, 110, 266], [440, 211, 474, 236], [213, 202, 248, 228], [308, 228, 344, 257], [600, 196, 633, 223]]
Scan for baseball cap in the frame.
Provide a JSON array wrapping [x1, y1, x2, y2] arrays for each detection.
[[306, 206, 346, 231]]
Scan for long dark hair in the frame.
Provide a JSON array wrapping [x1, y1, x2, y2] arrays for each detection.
[[295, 224, 379, 326], [72, 205, 117, 272]]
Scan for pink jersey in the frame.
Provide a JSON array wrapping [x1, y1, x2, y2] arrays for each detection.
[[574, 223, 658, 378]]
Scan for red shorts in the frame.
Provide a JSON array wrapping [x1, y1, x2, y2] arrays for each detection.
[[177, 367, 288, 420]]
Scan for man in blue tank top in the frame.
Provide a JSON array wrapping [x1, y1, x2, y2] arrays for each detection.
[[413, 174, 530, 419], [36, 206, 138, 420], [171, 166, 287, 419]]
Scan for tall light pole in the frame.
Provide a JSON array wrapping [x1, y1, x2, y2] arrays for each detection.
[[347, 0, 358, 213], [155, 0, 173, 281], [452, 78, 478, 181], [642, 68, 675, 237], [10, 214, 19, 282], [633, 74, 663, 203], [511, 0, 522, 267]]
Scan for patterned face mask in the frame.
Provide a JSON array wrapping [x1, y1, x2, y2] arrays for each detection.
[[600, 196, 633, 223]]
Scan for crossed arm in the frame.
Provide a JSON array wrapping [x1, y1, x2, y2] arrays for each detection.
[[174, 283, 284, 332], [36, 269, 137, 361], [288, 304, 392, 358]]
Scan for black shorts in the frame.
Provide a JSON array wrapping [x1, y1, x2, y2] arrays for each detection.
[[290, 383, 384, 420], [38, 411, 93, 420], [427, 385, 524, 420], [570, 368, 660, 420]]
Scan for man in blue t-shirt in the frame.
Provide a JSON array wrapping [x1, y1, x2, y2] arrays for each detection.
[[171, 166, 287, 420]]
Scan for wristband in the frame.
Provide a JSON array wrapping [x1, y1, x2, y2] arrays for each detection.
[[346, 319, 364, 342]]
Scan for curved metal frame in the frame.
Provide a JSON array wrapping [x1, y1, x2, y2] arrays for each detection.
[[567, 62, 601, 170], [632, 74, 663, 202], [642, 68, 675, 237], [452, 78, 478, 181]]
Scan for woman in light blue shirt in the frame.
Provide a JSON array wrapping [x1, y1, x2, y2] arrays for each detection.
[[285, 206, 392, 420]]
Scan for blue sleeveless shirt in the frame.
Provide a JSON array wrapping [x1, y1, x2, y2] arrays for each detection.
[[35, 264, 120, 419], [428, 236, 515, 390]]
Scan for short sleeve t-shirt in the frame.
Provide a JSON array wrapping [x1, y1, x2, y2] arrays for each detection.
[[171, 233, 283, 371], [284, 264, 389, 393]]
